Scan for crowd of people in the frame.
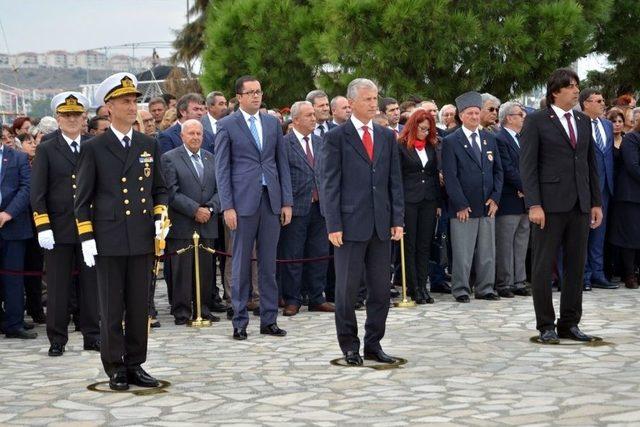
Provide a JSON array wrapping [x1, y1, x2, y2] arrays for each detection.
[[1, 68, 639, 376]]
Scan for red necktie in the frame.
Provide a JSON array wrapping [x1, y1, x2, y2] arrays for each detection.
[[303, 136, 319, 202], [564, 112, 577, 149], [362, 125, 373, 160]]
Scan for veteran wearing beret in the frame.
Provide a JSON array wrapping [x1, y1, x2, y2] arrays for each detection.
[[31, 92, 100, 357], [441, 91, 504, 303], [73, 73, 169, 391]]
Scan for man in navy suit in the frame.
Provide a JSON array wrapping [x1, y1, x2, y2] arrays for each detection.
[[320, 78, 404, 366], [279, 101, 333, 316], [579, 88, 617, 290], [215, 75, 293, 340], [307, 90, 336, 138], [495, 102, 531, 298], [202, 91, 228, 136], [158, 93, 215, 155], [0, 145, 36, 339], [381, 97, 403, 136], [442, 91, 503, 303]]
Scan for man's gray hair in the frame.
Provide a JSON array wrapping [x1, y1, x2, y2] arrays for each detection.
[[305, 90, 328, 105], [346, 78, 378, 100], [330, 95, 347, 110], [481, 93, 501, 106], [498, 101, 523, 125], [290, 101, 313, 119], [181, 119, 203, 132], [205, 91, 225, 107], [37, 116, 58, 134], [438, 104, 456, 123]]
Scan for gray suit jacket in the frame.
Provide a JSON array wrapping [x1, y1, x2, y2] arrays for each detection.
[[161, 145, 220, 239]]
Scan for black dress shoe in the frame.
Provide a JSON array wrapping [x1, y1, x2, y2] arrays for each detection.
[[127, 366, 159, 387], [174, 318, 187, 325], [226, 307, 234, 320], [109, 370, 129, 391], [23, 322, 35, 330], [204, 313, 221, 322], [260, 323, 287, 337], [233, 328, 247, 340], [497, 288, 515, 298], [48, 343, 65, 357], [209, 301, 228, 313], [476, 293, 501, 301], [455, 295, 470, 303], [345, 350, 363, 366], [558, 326, 594, 342], [83, 340, 100, 352], [583, 283, 592, 291], [31, 312, 46, 324], [5, 328, 37, 339], [590, 277, 619, 289], [539, 329, 560, 344], [150, 318, 161, 328], [513, 287, 531, 296], [364, 349, 396, 364], [431, 282, 452, 294]]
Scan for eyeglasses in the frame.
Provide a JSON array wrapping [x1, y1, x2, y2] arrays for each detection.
[[241, 90, 263, 97], [417, 126, 430, 133], [487, 107, 499, 113]]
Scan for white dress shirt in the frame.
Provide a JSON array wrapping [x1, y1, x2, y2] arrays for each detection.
[[461, 125, 482, 152], [110, 125, 134, 148], [239, 108, 262, 146], [415, 147, 428, 166], [550, 104, 578, 140], [350, 115, 374, 144], [184, 144, 203, 173], [208, 113, 218, 134], [61, 132, 82, 152], [591, 117, 607, 148], [292, 128, 313, 157]]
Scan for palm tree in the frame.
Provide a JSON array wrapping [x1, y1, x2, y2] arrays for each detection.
[[171, 0, 211, 74]]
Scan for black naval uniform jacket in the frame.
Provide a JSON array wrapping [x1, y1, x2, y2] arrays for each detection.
[[74, 128, 168, 256], [31, 130, 90, 243]]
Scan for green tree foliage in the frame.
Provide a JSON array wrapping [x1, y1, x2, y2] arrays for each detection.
[[200, 0, 316, 107], [200, 0, 611, 105], [587, 0, 640, 100]]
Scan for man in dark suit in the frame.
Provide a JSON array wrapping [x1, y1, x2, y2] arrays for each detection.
[[278, 101, 333, 316], [320, 78, 404, 366], [330, 95, 351, 127], [0, 144, 36, 339], [31, 92, 100, 356], [441, 91, 503, 303], [162, 119, 220, 325], [578, 88, 617, 290], [307, 90, 336, 138], [74, 72, 168, 390], [495, 101, 531, 298], [380, 97, 403, 136], [202, 91, 228, 136], [158, 93, 215, 155], [215, 75, 293, 340], [520, 68, 603, 343]]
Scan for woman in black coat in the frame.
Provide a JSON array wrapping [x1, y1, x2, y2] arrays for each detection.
[[397, 109, 441, 304], [608, 124, 640, 289]]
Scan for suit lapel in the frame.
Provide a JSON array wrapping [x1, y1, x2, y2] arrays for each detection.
[[259, 112, 269, 155], [180, 147, 201, 183], [289, 134, 313, 170], [123, 132, 143, 174], [407, 145, 422, 165], [54, 132, 78, 167], [344, 120, 371, 164], [456, 129, 481, 167], [372, 124, 385, 166], [0, 147, 11, 182], [235, 112, 261, 155], [104, 129, 127, 164], [202, 151, 214, 184], [547, 108, 574, 148]]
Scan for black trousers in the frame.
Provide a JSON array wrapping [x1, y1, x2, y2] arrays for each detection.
[[45, 243, 100, 345], [168, 238, 214, 321], [620, 248, 639, 277], [24, 237, 44, 318], [530, 206, 589, 331], [404, 199, 438, 294], [96, 254, 152, 376], [334, 233, 390, 354]]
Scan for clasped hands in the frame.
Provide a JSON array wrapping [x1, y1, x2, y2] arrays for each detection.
[[456, 199, 498, 222], [328, 227, 403, 248]]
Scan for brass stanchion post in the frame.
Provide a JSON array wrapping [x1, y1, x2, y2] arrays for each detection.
[[188, 231, 211, 327], [394, 235, 416, 308]]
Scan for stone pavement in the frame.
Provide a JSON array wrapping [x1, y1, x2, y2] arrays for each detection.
[[2, 283, 640, 426]]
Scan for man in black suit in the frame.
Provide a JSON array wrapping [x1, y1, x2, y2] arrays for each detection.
[[74, 72, 168, 390], [161, 119, 220, 325], [494, 101, 531, 298], [202, 91, 228, 136], [278, 101, 333, 317], [31, 92, 100, 357], [307, 90, 336, 138], [520, 68, 603, 343], [320, 78, 404, 365]]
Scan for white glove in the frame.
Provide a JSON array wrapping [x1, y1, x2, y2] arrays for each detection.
[[155, 220, 170, 240], [37, 230, 55, 250], [81, 239, 98, 267]]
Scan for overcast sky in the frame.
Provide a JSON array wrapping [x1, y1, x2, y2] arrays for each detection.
[[0, 0, 187, 57]]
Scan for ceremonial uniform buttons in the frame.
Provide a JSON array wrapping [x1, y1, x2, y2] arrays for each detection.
[[72, 184, 77, 189], [72, 174, 76, 179], [140, 187, 144, 192], [125, 210, 131, 216], [139, 176, 143, 181], [123, 189, 128, 194], [143, 209, 147, 214], [124, 199, 130, 205], [122, 177, 127, 183], [141, 198, 146, 203]]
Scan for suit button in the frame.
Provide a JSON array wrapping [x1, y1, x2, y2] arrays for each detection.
[[139, 176, 143, 181], [372, 186, 376, 190], [125, 210, 131, 216], [124, 199, 130, 205], [123, 189, 128, 194], [143, 209, 147, 214], [372, 168, 376, 173], [72, 174, 76, 179], [140, 187, 144, 192], [141, 198, 146, 203], [122, 177, 127, 183], [421, 180, 425, 183], [72, 184, 77, 189], [574, 156, 578, 160]]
